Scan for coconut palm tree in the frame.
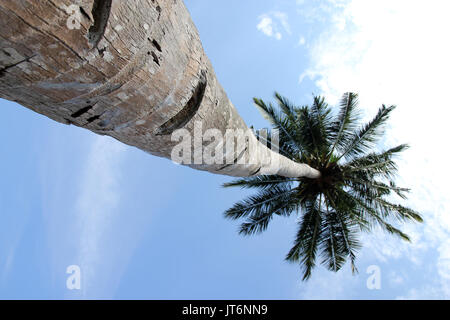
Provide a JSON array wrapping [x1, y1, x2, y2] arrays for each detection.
[[223, 92, 423, 280], [0, 1, 422, 281], [0, 0, 319, 179]]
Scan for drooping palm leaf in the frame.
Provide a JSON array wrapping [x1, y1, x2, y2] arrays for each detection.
[[223, 175, 295, 190], [224, 184, 296, 220], [286, 197, 322, 280]]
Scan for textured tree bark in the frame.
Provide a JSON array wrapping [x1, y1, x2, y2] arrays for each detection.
[[0, 0, 320, 178]]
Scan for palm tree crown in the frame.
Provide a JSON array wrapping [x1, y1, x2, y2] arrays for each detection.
[[223, 92, 423, 280]]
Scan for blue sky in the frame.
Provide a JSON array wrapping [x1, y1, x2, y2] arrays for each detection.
[[1, 0, 450, 299]]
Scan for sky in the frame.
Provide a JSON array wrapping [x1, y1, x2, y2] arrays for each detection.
[[0, 0, 449, 299]]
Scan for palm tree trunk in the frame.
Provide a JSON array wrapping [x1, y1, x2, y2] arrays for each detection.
[[0, 0, 320, 178]]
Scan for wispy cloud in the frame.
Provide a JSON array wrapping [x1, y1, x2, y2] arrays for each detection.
[[298, 36, 306, 46], [257, 16, 280, 39], [70, 136, 126, 298], [41, 133, 145, 299], [257, 11, 291, 40], [296, 268, 359, 299], [297, 0, 450, 298]]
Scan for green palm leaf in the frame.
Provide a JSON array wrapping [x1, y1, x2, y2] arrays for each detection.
[[328, 92, 360, 157], [337, 104, 396, 161], [253, 98, 302, 155], [224, 185, 296, 220], [222, 175, 295, 190], [286, 198, 322, 280]]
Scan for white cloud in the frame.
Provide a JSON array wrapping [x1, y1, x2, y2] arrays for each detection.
[[69, 136, 127, 298], [1, 247, 17, 284], [299, 0, 450, 299], [389, 271, 405, 286], [296, 268, 359, 299], [273, 11, 291, 35], [257, 16, 275, 38], [437, 241, 450, 280], [298, 36, 306, 46], [257, 11, 291, 40], [40, 135, 154, 299]]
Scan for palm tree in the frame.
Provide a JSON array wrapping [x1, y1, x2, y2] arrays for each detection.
[[0, 0, 319, 179], [0, 0, 423, 281], [223, 92, 423, 280]]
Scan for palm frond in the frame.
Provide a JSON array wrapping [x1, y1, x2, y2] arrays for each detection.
[[275, 92, 297, 120], [238, 212, 274, 236], [328, 92, 360, 158], [254, 128, 299, 160], [344, 175, 410, 200], [222, 175, 296, 190], [337, 105, 396, 161], [342, 144, 408, 180], [320, 210, 346, 272], [239, 196, 300, 235], [310, 96, 333, 158], [373, 198, 423, 223], [286, 197, 322, 280], [297, 107, 320, 159], [224, 185, 296, 220], [253, 98, 302, 155], [333, 212, 361, 274], [348, 191, 413, 241], [324, 191, 361, 273], [343, 144, 409, 168]]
